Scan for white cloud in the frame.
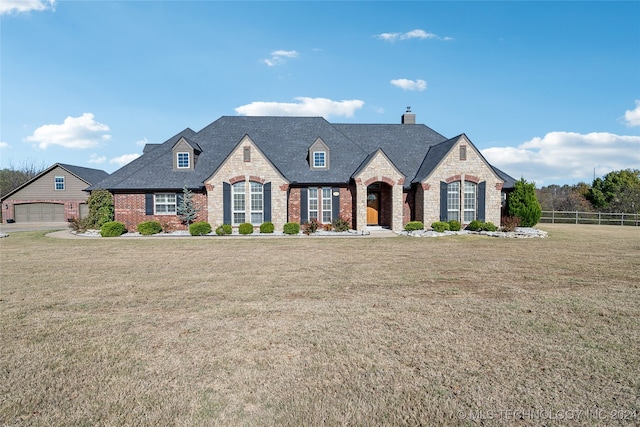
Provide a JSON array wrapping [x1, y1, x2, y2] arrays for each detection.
[[235, 97, 364, 118], [375, 29, 452, 42], [264, 50, 299, 67], [0, 0, 55, 15], [482, 131, 640, 184], [25, 113, 111, 150], [88, 153, 106, 164], [110, 153, 140, 167], [623, 100, 640, 127], [390, 79, 427, 91], [0, 142, 10, 149], [135, 137, 149, 147]]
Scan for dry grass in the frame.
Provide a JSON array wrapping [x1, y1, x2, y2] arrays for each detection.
[[1, 224, 639, 426]]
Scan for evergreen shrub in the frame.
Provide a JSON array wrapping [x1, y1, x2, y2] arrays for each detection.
[[260, 222, 275, 233], [189, 221, 212, 236], [100, 221, 126, 237], [283, 222, 300, 235], [404, 221, 424, 232], [137, 220, 162, 235], [239, 223, 254, 235], [431, 221, 450, 233]]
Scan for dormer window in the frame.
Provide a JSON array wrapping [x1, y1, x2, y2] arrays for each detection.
[[313, 151, 326, 168], [177, 152, 190, 168], [309, 138, 330, 170]]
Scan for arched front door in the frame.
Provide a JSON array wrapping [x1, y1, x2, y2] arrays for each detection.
[[367, 192, 379, 225]]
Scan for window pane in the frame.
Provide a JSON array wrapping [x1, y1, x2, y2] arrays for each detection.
[[322, 188, 332, 223], [464, 181, 476, 222], [250, 182, 263, 225], [447, 182, 460, 221], [313, 152, 325, 168], [177, 152, 189, 168], [232, 182, 245, 224]]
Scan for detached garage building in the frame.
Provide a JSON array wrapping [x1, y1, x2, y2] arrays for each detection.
[[1, 163, 109, 223]]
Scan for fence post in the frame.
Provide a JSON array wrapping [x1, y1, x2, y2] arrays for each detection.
[[598, 212, 601, 225], [552, 210, 555, 224], [575, 211, 578, 225], [621, 213, 624, 226]]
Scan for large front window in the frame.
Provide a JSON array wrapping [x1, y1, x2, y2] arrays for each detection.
[[250, 182, 263, 225], [232, 182, 245, 224], [155, 193, 176, 214], [447, 182, 460, 221], [464, 181, 477, 222]]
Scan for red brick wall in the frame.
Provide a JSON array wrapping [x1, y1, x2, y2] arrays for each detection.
[[114, 192, 208, 231], [287, 186, 355, 229]]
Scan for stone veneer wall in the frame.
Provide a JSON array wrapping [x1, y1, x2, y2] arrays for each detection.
[[114, 192, 208, 231], [421, 137, 504, 226], [205, 137, 289, 231]]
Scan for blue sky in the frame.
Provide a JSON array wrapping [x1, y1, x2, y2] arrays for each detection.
[[2, 0, 639, 186]]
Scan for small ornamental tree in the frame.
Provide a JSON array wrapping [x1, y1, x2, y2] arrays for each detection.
[[177, 185, 199, 225], [86, 189, 114, 229], [507, 178, 542, 227]]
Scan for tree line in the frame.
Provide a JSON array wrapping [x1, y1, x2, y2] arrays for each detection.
[[536, 169, 640, 213]]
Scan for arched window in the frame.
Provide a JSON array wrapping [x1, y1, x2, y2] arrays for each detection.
[[232, 182, 245, 224], [464, 181, 477, 222]]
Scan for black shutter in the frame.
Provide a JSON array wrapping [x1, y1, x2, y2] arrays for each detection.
[[263, 182, 272, 223], [477, 182, 486, 222], [332, 187, 340, 221], [145, 193, 154, 216], [440, 182, 448, 221], [223, 182, 231, 224], [300, 188, 308, 223]]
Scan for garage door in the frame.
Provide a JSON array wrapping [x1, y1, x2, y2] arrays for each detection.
[[15, 203, 65, 222]]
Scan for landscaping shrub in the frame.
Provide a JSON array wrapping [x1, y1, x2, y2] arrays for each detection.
[[68, 217, 90, 233], [238, 222, 254, 235], [100, 221, 126, 237], [302, 218, 320, 235], [260, 222, 275, 234], [283, 222, 300, 235], [323, 223, 333, 232], [507, 178, 542, 227], [431, 221, 450, 233], [215, 224, 233, 235], [137, 220, 162, 235], [448, 220, 462, 231], [466, 219, 483, 231], [189, 221, 212, 236], [501, 216, 521, 232], [405, 221, 424, 232], [332, 217, 350, 232], [483, 222, 498, 232], [86, 189, 114, 229]]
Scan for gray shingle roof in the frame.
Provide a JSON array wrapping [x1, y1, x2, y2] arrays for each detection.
[[94, 116, 515, 191]]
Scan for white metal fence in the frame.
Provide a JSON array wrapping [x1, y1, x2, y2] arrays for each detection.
[[540, 211, 640, 226]]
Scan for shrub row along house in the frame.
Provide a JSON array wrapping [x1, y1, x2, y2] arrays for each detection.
[[88, 110, 516, 233]]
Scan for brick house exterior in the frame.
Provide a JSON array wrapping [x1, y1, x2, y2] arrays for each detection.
[[90, 112, 515, 232]]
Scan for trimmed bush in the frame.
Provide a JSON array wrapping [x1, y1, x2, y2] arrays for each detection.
[[260, 222, 275, 234], [332, 217, 350, 232], [283, 222, 300, 235], [189, 221, 212, 236], [215, 224, 232, 236], [448, 220, 462, 231], [483, 222, 498, 232], [137, 220, 162, 235], [466, 219, 483, 231], [431, 221, 450, 233], [100, 221, 126, 237], [404, 221, 424, 232], [238, 222, 254, 235]]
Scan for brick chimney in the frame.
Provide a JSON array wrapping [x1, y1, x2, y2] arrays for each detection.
[[401, 106, 415, 124]]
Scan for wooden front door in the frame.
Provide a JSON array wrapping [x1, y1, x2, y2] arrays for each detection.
[[367, 193, 379, 225]]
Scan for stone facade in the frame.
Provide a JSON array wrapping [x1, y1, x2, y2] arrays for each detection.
[[353, 151, 405, 232], [419, 135, 504, 226], [205, 136, 289, 231]]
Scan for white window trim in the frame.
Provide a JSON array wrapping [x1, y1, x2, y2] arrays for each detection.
[[250, 182, 263, 225], [322, 187, 332, 223], [232, 182, 246, 225], [308, 187, 332, 223], [313, 151, 326, 168], [464, 181, 477, 222], [447, 182, 460, 221], [308, 188, 319, 221], [155, 193, 176, 215], [54, 176, 65, 191], [177, 152, 190, 169]]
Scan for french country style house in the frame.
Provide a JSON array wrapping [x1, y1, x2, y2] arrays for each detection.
[[89, 111, 516, 232]]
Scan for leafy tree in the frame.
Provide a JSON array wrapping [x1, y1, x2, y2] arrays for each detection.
[[536, 183, 593, 212], [587, 169, 640, 213], [86, 189, 114, 228], [0, 161, 46, 197], [177, 185, 199, 224], [507, 178, 542, 227]]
